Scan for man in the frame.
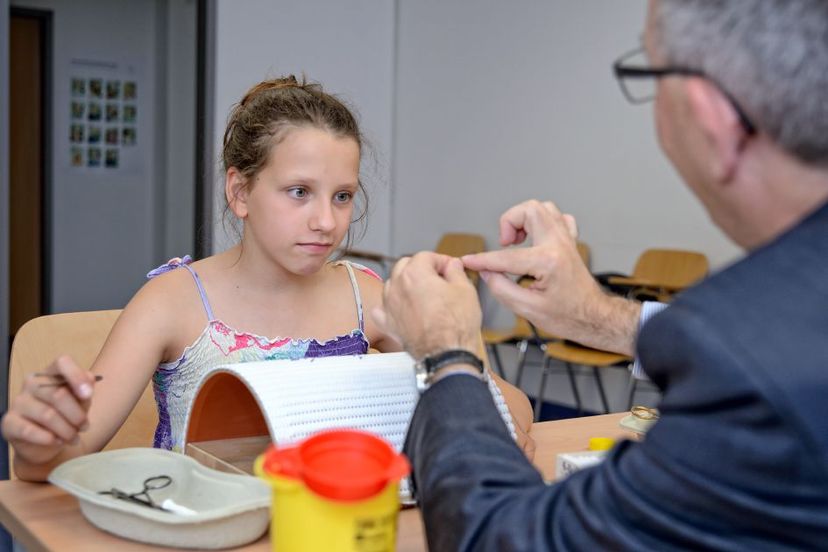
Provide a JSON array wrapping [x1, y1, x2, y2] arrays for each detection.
[[374, 0, 828, 549]]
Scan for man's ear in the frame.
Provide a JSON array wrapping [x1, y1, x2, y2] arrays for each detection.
[[225, 167, 250, 219], [684, 77, 747, 182]]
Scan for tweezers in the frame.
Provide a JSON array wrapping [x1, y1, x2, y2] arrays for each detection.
[[34, 372, 103, 388]]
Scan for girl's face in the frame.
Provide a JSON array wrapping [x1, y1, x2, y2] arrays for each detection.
[[234, 126, 360, 275]]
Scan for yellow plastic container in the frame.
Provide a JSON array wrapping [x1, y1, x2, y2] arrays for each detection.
[[255, 429, 410, 552], [588, 437, 616, 451]]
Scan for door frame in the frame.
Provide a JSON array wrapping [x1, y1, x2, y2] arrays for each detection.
[[195, 0, 216, 259]]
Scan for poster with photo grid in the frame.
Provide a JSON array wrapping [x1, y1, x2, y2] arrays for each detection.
[[68, 58, 141, 173]]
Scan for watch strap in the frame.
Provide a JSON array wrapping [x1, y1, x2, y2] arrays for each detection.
[[422, 349, 485, 376]]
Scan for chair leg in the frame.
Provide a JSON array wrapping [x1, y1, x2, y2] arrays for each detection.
[[513, 339, 529, 388], [627, 377, 639, 410], [592, 366, 610, 414], [565, 362, 583, 416], [488, 344, 505, 379], [534, 355, 552, 422]]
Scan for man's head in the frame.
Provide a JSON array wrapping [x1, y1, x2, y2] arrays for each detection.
[[643, 0, 828, 247]]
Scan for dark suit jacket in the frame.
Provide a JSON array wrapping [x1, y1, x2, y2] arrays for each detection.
[[404, 201, 828, 551]]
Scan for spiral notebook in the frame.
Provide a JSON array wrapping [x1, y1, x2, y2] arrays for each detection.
[[183, 352, 516, 501]]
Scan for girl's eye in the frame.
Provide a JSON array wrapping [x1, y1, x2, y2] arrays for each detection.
[[334, 191, 353, 203], [288, 187, 308, 199]]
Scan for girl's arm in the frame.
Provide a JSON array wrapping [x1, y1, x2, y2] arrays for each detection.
[[2, 273, 183, 481], [489, 370, 536, 460], [355, 268, 403, 353]]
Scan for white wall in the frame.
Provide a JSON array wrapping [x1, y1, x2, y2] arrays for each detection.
[[210, 0, 396, 255], [393, 0, 742, 329], [206, 1, 744, 412], [389, 0, 742, 411]]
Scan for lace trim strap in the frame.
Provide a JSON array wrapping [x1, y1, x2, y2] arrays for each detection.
[[145, 255, 214, 322], [340, 261, 365, 333]]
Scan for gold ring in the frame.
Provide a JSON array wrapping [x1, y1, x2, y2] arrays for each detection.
[[631, 405, 659, 420]]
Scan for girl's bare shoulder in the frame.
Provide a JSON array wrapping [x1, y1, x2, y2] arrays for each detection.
[[117, 258, 217, 357], [127, 258, 215, 321]]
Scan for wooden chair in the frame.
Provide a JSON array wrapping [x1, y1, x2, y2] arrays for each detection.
[[607, 248, 709, 301], [536, 247, 703, 420], [7, 310, 156, 474], [538, 342, 632, 420], [482, 313, 536, 380], [434, 232, 486, 285]]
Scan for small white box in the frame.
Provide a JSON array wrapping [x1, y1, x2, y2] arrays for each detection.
[[554, 450, 608, 480]]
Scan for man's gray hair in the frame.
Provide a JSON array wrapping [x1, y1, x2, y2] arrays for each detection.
[[656, 0, 828, 166]]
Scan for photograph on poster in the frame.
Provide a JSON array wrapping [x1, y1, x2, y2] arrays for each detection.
[[70, 124, 85, 143], [106, 80, 121, 100], [122, 127, 136, 146], [105, 148, 119, 168], [71, 78, 86, 97], [88, 102, 102, 121], [123, 81, 137, 100], [71, 147, 84, 167], [89, 79, 102, 98], [123, 104, 136, 123], [106, 103, 119, 122], [71, 101, 85, 119], [88, 147, 101, 167], [68, 59, 144, 171]]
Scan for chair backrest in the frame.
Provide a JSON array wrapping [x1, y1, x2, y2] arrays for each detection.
[[8, 310, 156, 471], [434, 232, 486, 258], [632, 248, 709, 289], [435, 232, 486, 284]]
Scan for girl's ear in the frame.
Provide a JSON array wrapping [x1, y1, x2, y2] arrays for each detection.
[[225, 167, 250, 219]]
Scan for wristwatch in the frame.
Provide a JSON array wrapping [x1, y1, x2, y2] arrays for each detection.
[[414, 349, 485, 392]]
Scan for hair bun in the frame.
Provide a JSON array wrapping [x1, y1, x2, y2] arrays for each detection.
[[240, 75, 318, 106]]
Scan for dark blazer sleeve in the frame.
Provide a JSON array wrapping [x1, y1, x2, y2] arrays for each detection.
[[404, 303, 828, 551], [404, 375, 658, 552]]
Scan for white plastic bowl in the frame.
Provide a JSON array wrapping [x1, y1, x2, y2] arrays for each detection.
[[48, 447, 270, 549]]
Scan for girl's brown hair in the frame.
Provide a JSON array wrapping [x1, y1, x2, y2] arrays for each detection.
[[222, 75, 368, 246]]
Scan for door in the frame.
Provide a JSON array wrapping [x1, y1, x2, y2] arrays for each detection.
[[9, 8, 51, 338]]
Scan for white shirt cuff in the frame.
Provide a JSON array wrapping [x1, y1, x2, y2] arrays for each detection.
[[629, 301, 669, 380]]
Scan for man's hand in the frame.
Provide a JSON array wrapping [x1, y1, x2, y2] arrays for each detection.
[[373, 252, 481, 360], [462, 200, 640, 355]]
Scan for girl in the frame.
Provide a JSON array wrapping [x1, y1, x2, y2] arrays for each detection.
[[3, 77, 533, 481]]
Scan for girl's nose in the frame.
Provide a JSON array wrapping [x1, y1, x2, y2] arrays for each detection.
[[310, 200, 336, 232]]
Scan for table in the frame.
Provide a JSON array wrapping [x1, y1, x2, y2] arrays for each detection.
[[0, 413, 631, 551]]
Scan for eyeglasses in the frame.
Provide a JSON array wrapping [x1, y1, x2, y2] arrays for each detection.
[[613, 47, 756, 135]]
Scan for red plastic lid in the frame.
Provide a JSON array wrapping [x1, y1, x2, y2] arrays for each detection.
[[262, 443, 302, 480], [261, 429, 410, 502]]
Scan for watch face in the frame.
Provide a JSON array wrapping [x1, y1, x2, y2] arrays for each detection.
[[414, 361, 430, 393]]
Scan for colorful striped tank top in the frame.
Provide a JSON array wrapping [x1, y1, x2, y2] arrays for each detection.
[[147, 256, 378, 452]]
